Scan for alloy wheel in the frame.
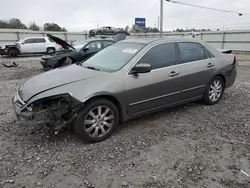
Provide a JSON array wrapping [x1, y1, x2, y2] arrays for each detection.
[[48, 49, 55, 54], [9, 50, 18, 58], [209, 80, 223, 102], [84, 106, 114, 138]]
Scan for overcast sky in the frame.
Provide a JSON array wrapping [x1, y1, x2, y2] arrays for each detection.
[[1, 0, 250, 31]]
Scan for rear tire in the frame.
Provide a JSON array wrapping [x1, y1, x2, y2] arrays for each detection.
[[203, 76, 225, 105], [8, 49, 18, 58], [72, 99, 119, 143], [47, 47, 55, 54]]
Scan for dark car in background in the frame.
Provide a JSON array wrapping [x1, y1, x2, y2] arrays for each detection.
[[89, 26, 129, 37], [40, 34, 115, 70]]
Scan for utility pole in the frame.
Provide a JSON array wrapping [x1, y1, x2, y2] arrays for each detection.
[[160, 0, 163, 37], [158, 16, 160, 30]]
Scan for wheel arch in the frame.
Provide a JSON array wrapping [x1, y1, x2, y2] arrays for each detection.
[[7, 47, 19, 57], [47, 47, 56, 52], [215, 74, 226, 87], [83, 95, 124, 123]]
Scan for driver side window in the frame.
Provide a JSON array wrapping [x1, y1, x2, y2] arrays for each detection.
[[137, 43, 176, 70], [85, 41, 102, 51]]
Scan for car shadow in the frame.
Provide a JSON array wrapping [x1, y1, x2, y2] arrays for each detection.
[[1, 54, 43, 58], [116, 101, 204, 133], [15, 101, 204, 145]]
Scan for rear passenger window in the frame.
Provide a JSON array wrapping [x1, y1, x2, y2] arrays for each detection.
[[24, 38, 35, 43], [35, 38, 46, 43], [138, 43, 176, 69], [178, 42, 206, 63], [203, 47, 214, 59]]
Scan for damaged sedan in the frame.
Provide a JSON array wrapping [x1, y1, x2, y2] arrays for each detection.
[[13, 37, 237, 143], [40, 33, 125, 71]]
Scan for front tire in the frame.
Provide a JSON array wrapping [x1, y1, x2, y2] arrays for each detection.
[[8, 49, 18, 58], [203, 76, 225, 105], [47, 47, 55, 54], [72, 99, 119, 143]]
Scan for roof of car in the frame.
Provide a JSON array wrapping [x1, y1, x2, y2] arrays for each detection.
[[22, 37, 48, 40], [83, 38, 115, 42], [119, 37, 201, 44]]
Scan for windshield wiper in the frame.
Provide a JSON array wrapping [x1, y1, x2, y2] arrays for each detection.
[[83, 66, 100, 71]]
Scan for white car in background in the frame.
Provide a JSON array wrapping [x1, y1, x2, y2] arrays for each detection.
[[0, 37, 61, 57]]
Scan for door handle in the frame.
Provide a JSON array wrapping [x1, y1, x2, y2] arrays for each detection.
[[207, 63, 215, 68], [169, 71, 180, 77]]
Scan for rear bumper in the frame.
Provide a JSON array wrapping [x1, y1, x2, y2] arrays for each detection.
[[225, 67, 237, 88]]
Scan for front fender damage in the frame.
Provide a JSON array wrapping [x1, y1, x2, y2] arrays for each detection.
[[25, 94, 82, 132]]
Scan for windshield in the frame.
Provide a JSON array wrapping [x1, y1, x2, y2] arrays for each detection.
[[81, 42, 145, 72], [73, 41, 88, 51]]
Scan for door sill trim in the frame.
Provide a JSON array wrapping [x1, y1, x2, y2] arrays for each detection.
[[131, 95, 203, 116]]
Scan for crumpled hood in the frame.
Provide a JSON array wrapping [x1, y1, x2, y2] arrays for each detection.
[[47, 34, 75, 50], [21, 64, 102, 102]]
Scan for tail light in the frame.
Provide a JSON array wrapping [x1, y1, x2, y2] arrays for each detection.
[[233, 55, 237, 67]]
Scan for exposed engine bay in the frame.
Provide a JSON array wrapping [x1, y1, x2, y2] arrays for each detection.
[[28, 95, 82, 131]]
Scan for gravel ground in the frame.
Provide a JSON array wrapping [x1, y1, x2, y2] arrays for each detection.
[[0, 54, 250, 188]]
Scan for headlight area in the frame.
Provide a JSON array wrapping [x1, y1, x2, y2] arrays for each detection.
[[27, 94, 82, 131]]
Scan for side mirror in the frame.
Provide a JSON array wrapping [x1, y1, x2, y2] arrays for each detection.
[[131, 63, 152, 74], [83, 48, 89, 52], [21, 42, 25, 45]]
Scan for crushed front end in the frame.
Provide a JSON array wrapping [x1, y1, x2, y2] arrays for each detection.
[[0, 45, 8, 56], [12, 90, 82, 131]]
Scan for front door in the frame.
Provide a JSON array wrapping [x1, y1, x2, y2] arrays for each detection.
[[21, 38, 35, 53], [81, 41, 103, 61], [177, 42, 217, 100], [126, 42, 182, 116]]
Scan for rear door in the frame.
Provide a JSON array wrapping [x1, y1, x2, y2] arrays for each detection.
[[126, 42, 182, 115], [34, 38, 46, 53], [177, 42, 217, 100]]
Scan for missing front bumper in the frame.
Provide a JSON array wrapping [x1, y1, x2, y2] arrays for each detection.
[[0, 49, 8, 55]]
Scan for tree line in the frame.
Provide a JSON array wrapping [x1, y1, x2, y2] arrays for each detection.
[[0, 18, 67, 31], [0, 18, 215, 33], [126, 25, 213, 33]]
